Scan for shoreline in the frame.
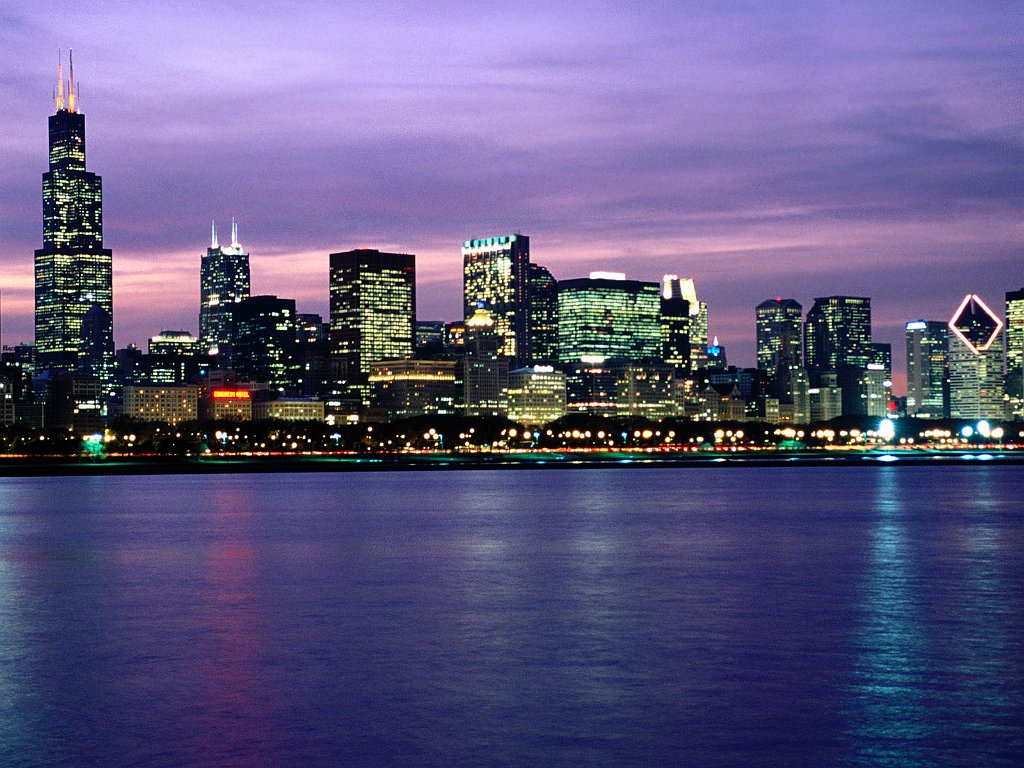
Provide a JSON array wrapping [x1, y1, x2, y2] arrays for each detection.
[[2, 448, 1023, 477]]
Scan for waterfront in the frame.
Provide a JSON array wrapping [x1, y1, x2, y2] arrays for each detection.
[[1, 466, 1022, 766]]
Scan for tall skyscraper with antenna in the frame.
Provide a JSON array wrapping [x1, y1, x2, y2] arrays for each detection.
[[34, 51, 114, 380], [200, 219, 251, 366]]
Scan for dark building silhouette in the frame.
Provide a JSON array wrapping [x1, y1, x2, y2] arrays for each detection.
[[528, 263, 558, 365], [804, 296, 872, 381], [756, 298, 802, 371], [232, 295, 299, 392]]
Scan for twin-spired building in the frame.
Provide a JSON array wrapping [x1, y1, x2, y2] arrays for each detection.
[[34, 55, 113, 382], [199, 220, 251, 362]]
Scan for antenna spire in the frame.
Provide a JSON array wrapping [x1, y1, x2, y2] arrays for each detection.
[[211, 220, 219, 248], [231, 218, 238, 248], [68, 49, 77, 113], [56, 51, 65, 111]]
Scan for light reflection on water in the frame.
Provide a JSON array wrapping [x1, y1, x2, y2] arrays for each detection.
[[847, 467, 934, 766], [0, 467, 1021, 766]]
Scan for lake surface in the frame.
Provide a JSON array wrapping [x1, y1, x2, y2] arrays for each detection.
[[0, 465, 1022, 767]]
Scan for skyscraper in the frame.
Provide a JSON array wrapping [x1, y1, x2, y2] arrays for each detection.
[[660, 275, 690, 371], [804, 296, 872, 379], [1006, 288, 1024, 418], [34, 53, 113, 377], [232, 295, 299, 393], [756, 298, 802, 371], [462, 234, 530, 365], [905, 320, 948, 418], [557, 273, 660, 364], [671, 276, 708, 370], [200, 220, 250, 364], [329, 249, 416, 406], [528, 263, 558, 365], [947, 294, 1005, 420]]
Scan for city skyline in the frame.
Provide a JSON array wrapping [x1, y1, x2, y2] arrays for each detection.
[[1, 2, 1022, 389]]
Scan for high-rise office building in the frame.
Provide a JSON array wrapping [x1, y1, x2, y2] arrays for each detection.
[[557, 273, 661, 364], [947, 294, 1005, 420], [462, 234, 530, 365], [660, 275, 690, 371], [905, 321, 948, 418], [231, 295, 299, 393], [666, 276, 708, 370], [329, 249, 416, 405], [804, 296, 872, 379], [460, 306, 509, 417], [756, 298, 802, 371], [1007, 288, 1024, 418], [200, 220, 250, 363], [528, 263, 557, 365], [34, 54, 114, 377]]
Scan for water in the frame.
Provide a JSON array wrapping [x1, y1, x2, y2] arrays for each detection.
[[0, 465, 1022, 767]]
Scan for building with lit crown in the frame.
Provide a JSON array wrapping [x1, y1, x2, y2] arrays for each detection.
[[149, 330, 199, 357], [200, 220, 250, 364], [462, 234, 531, 365], [34, 54, 113, 381], [947, 294, 1005, 420]]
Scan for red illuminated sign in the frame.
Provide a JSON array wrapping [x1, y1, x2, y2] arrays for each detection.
[[212, 389, 252, 400]]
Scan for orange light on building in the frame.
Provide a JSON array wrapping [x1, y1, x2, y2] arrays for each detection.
[[212, 389, 252, 400]]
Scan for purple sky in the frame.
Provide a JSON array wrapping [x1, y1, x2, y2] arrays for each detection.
[[2, 1, 1022, 391]]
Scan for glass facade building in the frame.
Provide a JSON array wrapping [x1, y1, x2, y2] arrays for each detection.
[[756, 298, 802, 371], [200, 221, 250, 364], [329, 249, 416, 405], [462, 234, 530, 365], [947, 294, 1005, 420], [34, 57, 113, 379], [557, 274, 660, 364], [804, 296, 872, 378], [905, 320, 948, 418], [528, 263, 558, 365], [232, 295, 299, 393], [660, 275, 690, 372], [1006, 288, 1024, 418]]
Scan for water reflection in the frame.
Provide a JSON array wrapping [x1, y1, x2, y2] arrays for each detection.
[[848, 467, 934, 766], [0, 521, 32, 764], [191, 481, 275, 764], [953, 468, 1015, 747]]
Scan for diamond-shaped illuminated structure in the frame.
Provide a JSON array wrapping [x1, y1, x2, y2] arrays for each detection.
[[948, 294, 1003, 355]]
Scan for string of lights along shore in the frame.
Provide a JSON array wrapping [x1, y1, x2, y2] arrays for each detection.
[[2, 55, 1022, 436]]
